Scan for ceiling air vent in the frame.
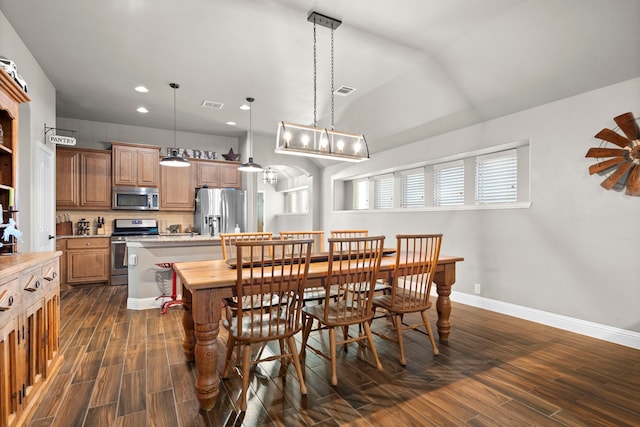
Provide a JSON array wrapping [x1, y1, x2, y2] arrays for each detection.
[[333, 85, 356, 96], [201, 100, 224, 109]]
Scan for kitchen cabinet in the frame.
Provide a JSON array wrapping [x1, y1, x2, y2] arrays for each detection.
[[112, 142, 160, 188], [65, 237, 110, 285], [56, 147, 111, 210], [219, 162, 242, 188], [160, 160, 242, 211], [194, 159, 242, 189], [0, 67, 30, 255], [160, 161, 195, 210], [0, 252, 62, 427]]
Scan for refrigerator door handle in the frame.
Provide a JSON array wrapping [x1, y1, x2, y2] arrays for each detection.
[[221, 191, 228, 233]]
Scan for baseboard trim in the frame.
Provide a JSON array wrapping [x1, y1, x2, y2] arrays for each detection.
[[127, 297, 163, 310], [449, 291, 640, 350]]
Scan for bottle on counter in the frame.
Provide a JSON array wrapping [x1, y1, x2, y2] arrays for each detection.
[[234, 224, 240, 233]]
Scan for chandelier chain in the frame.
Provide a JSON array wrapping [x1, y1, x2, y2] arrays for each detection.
[[313, 21, 317, 128], [331, 27, 335, 130]]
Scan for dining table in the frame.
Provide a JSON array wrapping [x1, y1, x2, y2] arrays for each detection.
[[173, 252, 464, 411]]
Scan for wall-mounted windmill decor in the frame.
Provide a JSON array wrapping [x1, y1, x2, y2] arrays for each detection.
[[585, 112, 640, 196]]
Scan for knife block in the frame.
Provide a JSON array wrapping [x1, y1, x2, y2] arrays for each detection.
[[56, 221, 73, 236]]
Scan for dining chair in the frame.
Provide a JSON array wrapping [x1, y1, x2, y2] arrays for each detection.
[[280, 230, 325, 253], [329, 229, 368, 239], [220, 232, 274, 320], [220, 232, 273, 261], [330, 229, 390, 295], [300, 235, 385, 386], [371, 234, 442, 366], [221, 239, 313, 411], [280, 231, 333, 304]]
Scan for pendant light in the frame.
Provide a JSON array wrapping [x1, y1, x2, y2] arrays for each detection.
[[160, 82, 190, 167], [238, 97, 263, 172], [261, 167, 278, 184]]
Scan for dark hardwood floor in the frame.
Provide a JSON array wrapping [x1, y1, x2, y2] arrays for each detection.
[[27, 284, 640, 426]]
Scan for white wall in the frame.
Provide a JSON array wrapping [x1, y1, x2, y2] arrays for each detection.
[[322, 77, 640, 334], [56, 116, 237, 154], [1, 10, 57, 252]]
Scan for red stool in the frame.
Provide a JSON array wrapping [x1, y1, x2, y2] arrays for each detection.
[[155, 262, 182, 314]]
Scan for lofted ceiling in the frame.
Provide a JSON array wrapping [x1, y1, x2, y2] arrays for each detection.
[[1, 0, 639, 158]]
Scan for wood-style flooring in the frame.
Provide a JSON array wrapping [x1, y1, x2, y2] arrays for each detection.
[[27, 284, 640, 426]]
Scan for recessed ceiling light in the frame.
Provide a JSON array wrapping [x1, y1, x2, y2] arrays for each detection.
[[135, 86, 149, 93], [137, 106, 149, 113], [226, 121, 237, 126], [240, 104, 250, 110]]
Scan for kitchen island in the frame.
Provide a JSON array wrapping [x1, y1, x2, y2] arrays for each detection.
[[126, 234, 222, 309]]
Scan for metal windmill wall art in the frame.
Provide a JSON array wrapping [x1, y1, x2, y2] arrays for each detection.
[[585, 112, 640, 196]]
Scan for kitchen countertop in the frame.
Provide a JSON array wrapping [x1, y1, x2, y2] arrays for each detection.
[[126, 234, 221, 247], [56, 235, 110, 239]]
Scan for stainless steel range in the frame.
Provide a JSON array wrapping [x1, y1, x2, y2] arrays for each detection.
[[110, 219, 159, 285]]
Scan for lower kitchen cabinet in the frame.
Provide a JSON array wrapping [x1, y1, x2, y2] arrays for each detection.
[[0, 252, 62, 427], [65, 237, 110, 285]]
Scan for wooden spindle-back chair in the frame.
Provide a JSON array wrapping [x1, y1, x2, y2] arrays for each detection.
[[300, 235, 385, 386], [221, 239, 313, 411], [371, 234, 442, 365]]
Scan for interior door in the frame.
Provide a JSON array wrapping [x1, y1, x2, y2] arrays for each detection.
[[36, 143, 55, 251]]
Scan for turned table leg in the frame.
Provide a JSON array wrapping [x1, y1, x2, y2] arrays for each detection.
[[181, 287, 223, 412], [434, 262, 456, 343]]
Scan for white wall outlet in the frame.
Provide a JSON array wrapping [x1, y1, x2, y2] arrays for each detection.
[[474, 283, 481, 294]]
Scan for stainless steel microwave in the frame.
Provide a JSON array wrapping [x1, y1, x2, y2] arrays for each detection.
[[112, 187, 159, 210]]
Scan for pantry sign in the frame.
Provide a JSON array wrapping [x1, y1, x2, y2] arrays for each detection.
[[48, 134, 76, 145]]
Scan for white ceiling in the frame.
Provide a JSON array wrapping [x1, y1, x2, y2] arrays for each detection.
[[2, 0, 639, 156]]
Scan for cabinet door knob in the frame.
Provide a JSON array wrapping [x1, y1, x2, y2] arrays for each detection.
[[48, 235, 55, 240]]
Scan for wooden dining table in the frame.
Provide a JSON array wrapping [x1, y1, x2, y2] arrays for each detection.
[[173, 253, 464, 411]]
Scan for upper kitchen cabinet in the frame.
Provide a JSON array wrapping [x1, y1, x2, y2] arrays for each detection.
[[56, 147, 111, 210], [111, 142, 160, 188], [160, 161, 195, 210], [195, 159, 242, 189]]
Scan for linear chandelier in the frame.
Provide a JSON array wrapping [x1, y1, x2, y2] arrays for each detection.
[[275, 11, 369, 163]]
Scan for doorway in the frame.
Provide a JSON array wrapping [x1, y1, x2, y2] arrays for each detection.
[[257, 191, 264, 232]]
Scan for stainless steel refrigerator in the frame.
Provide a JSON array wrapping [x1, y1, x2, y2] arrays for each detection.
[[194, 188, 247, 236]]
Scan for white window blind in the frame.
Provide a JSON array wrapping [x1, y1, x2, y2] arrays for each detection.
[[374, 175, 394, 209], [352, 179, 369, 210], [475, 150, 517, 204], [401, 169, 424, 208], [434, 161, 464, 206]]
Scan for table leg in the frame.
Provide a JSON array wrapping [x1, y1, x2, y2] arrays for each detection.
[[433, 262, 456, 343], [182, 288, 223, 412]]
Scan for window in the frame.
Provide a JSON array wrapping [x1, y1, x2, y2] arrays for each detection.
[[374, 174, 394, 209], [475, 149, 517, 204], [353, 178, 369, 210], [401, 169, 424, 208], [334, 140, 528, 212], [284, 189, 308, 213], [434, 161, 464, 206]]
